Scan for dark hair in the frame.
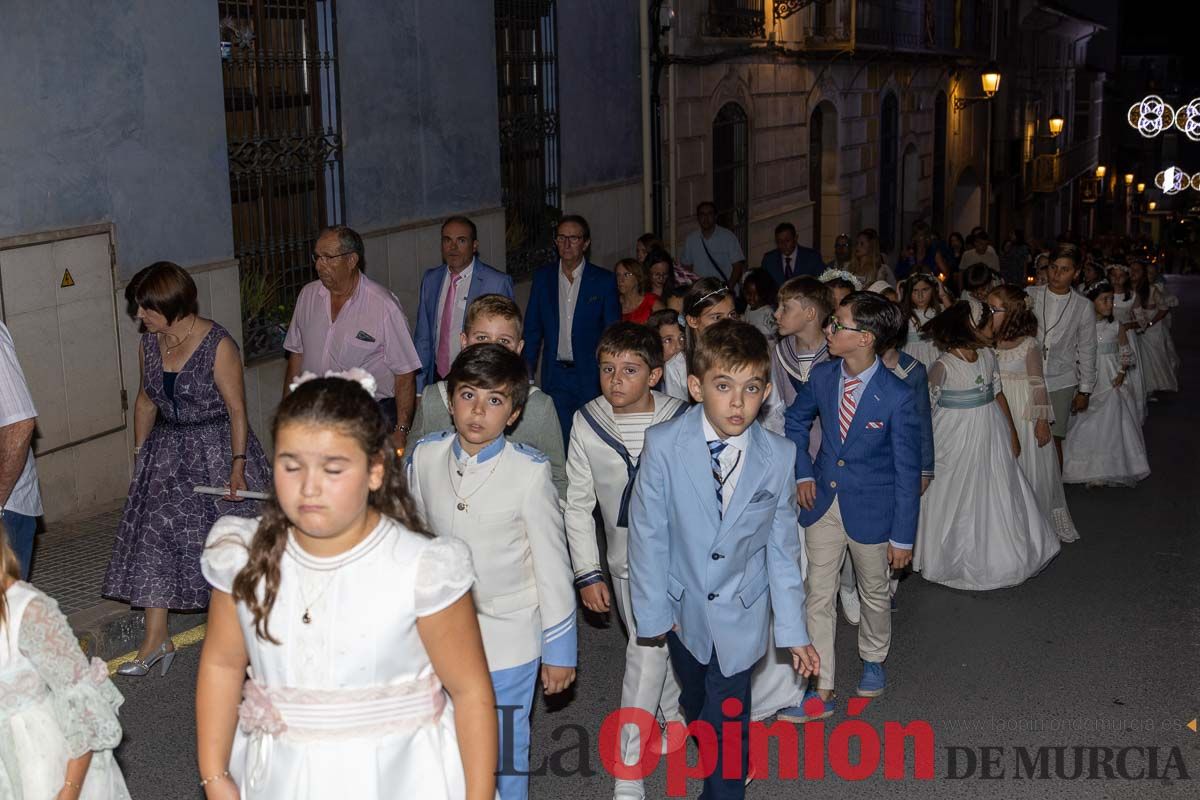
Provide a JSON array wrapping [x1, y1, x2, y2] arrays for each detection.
[[637, 232, 664, 252], [1049, 242, 1081, 269], [774, 222, 798, 238], [442, 215, 478, 241], [948, 232, 965, 252], [683, 277, 732, 319], [689, 318, 771, 381], [899, 273, 943, 326], [647, 307, 685, 337], [464, 293, 523, 331], [696, 201, 716, 215], [1129, 260, 1151, 307], [597, 320, 665, 371], [1084, 280, 1115, 302], [741, 268, 778, 307], [988, 285, 1038, 342], [125, 261, 199, 324], [963, 263, 994, 293], [558, 214, 591, 242], [323, 225, 365, 271], [229, 377, 427, 643], [842, 291, 905, 356], [643, 248, 676, 294], [922, 301, 986, 350], [615, 257, 647, 294], [778, 275, 833, 319], [824, 277, 857, 292], [447, 343, 531, 412]]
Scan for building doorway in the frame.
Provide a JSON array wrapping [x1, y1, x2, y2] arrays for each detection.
[[712, 102, 750, 255]]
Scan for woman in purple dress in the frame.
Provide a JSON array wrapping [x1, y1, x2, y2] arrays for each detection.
[[103, 262, 270, 676]]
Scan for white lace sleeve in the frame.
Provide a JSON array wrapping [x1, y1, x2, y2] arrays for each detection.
[[19, 595, 124, 757], [1023, 339, 1054, 421], [414, 537, 476, 617], [201, 515, 259, 593]]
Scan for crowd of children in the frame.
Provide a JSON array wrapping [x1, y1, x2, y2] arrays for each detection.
[[1, 231, 1179, 800]]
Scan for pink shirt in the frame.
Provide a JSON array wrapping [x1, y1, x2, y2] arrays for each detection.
[[283, 274, 422, 398]]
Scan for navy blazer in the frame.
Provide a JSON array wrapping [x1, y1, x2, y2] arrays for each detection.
[[785, 359, 921, 546], [890, 352, 935, 478], [760, 245, 824, 285], [522, 261, 620, 399], [413, 260, 514, 391]]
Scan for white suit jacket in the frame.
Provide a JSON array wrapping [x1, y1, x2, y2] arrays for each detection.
[[1028, 285, 1098, 394], [564, 391, 686, 585], [408, 432, 576, 671]]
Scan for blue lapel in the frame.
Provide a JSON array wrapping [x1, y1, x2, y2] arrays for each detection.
[[676, 407, 722, 532], [841, 370, 888, 452], [717, 423, 770, 542]]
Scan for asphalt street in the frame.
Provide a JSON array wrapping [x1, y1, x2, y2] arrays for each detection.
[[111, 279, 1200, 799]]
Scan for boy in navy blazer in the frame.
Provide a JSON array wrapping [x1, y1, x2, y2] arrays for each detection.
[[784, 291, 921, 721], [630, 320, 819, 800], [522, 215, 621, 441]]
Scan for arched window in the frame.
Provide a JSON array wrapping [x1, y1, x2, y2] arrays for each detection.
[[879, 92, 899, 254], [713, 102, 749, 255], [933, 92, 948, 233]]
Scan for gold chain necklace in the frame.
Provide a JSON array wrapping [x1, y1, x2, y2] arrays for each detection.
[[161, 316, 198, 357]]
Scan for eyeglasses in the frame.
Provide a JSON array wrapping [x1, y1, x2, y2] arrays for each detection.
[[312, 250, 353, 264], [825, 316, 868, 334], [554, 234, 586, 245]]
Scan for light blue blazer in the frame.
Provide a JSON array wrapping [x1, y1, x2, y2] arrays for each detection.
[[413, 260, 514, 391], [628, 405, 810, 677]]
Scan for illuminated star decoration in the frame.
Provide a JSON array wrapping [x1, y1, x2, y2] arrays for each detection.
[[1174, 98, 1200, 142], [1128, 95, 1175, 138]]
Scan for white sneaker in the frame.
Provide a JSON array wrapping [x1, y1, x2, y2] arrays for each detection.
[[613, 778, 645, 799], [839, 586, 861, 625]]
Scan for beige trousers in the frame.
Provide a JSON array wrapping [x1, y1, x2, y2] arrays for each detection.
[[803, 497, 891, 691]]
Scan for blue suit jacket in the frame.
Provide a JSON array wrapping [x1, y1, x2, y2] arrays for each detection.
[[891, 352, 935, 478], [414, 260, 514, 391], [760, 246, 824, 285], [522, 261, 619, 399], [628, 406, 810, 677], [785, 359, 921, 546]]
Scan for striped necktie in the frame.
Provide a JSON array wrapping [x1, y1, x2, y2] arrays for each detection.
[[708, 439, 728, 516], [840, 377, 862, 442]]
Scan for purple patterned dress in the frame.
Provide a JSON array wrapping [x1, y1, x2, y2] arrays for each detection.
[[103, 323, 271, 610]]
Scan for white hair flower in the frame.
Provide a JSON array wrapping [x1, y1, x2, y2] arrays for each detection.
[[288, 367, 377, 397], [818, 268, 863, 291]]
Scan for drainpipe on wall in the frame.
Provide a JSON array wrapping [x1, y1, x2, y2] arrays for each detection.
[[667, 2, 678, 253], [640, 0, 654, 232]]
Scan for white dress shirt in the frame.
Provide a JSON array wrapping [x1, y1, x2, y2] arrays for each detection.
[[700, 413, 751, 516], [0, 321, 42, 517], [433, 259, 475, 366], [557, 260, 583, 361]]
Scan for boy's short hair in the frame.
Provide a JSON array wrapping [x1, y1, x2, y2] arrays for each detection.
[[446, 343, 530, 411], [464, 293, 523, 332], [647, 308, 684, 333], [596, 321, 665, 371], [777, 275, 833, 319], [689, 319, 771, 381], [841, 291, 905, 356]]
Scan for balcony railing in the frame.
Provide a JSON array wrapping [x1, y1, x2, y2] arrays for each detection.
[[1029, 137, 1100, 194], [703, 0, 765, 39], [853, 0, 990, 58]]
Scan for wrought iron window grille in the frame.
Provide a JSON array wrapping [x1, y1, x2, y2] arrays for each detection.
[[703, 0, 766, 39]]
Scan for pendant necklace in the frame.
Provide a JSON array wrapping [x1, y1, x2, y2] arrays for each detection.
[[297, 571, 336, 624], [161, 315, 198, 358], [447, 449, 501, 512], [1040, 291, 1072, 361]]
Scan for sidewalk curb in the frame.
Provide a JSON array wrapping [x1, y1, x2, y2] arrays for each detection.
[[70, 601, 207, 662]]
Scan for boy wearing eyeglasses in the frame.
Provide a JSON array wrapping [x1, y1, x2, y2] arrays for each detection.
[[782, 291, 921, 722]]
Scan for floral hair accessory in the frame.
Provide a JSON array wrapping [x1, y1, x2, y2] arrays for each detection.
[[818, 268, 863, 290], [288, 367, 377, 398]]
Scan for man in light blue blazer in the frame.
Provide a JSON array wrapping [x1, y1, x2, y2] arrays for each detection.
[[414, 215, 515, 392], [522, 214, 620, 442], [630, 320, 818, 800], [785, 291, 921, 719]]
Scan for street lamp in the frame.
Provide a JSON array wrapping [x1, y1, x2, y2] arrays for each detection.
[[1096, 165, 1107, 178], [1047, 113, 1065, 137], [1149, 201, 1158, 211], [954, 63, 1002, 109], [1124, 173, 1135, 186], [1137, 182, 1146, 194]]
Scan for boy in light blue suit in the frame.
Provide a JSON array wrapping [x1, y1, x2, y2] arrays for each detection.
[[630, 320, 819, 800], [784, 291, 921, 721]]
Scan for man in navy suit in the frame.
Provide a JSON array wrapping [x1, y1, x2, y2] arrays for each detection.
[[414, 216, 515, 392], [783, 291, 920, 721], [760, 222, 824, 286], [523, 215, 620, 441]]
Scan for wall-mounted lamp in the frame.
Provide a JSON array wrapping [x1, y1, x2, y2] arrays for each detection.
[[1096, 165, 1107, 178], [954, 63, 1002, 109], [1137, 182, 1146, 193], [1124, 173, 1135, 186], [1047, 114, 1065, 137], [1148, 201, 1158, 211]]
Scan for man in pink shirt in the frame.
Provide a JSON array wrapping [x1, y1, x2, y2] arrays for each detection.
[[283, 225, 422, 450]]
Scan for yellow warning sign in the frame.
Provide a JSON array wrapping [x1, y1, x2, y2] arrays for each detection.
[[60, 269, 75, 288]]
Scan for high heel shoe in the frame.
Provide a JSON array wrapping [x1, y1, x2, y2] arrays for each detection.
[[116, 641, 177, 677]]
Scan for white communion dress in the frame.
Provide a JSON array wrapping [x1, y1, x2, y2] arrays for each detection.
[[995, 337, 1079, 542], [0, 582, 131, 799], [1134, 285, 1180, 394], [1062, 319, 1151, 487], [901, 307, 940, 367], [914, 350, 1061, 590], [202, 515, 491, 800], [1110, 292, 1148, 423]]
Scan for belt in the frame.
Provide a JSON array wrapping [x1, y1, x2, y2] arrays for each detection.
[[556, 359, 576, 368], [937, 386, 996, 409]]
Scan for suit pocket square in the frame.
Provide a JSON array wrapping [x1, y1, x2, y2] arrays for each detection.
[[355, 330, 377, 343], [749, 489, 774, 503], [866, 420, 885, 430]]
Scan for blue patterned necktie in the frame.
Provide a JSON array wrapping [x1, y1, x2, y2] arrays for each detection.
[[708, 439, 728, 516]]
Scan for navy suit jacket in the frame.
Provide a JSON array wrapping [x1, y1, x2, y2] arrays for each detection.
[[760, 246, 824, 285], [522, 261, 620, 399], [785, 359, 921, 546], [891, 352, 935, 478], [413, 260, 514, 391]]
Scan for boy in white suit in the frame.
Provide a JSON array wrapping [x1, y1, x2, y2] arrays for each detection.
[[408, 343, 576, 800], [629, 320, 819, 800], [565, 322, 687, 800]]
